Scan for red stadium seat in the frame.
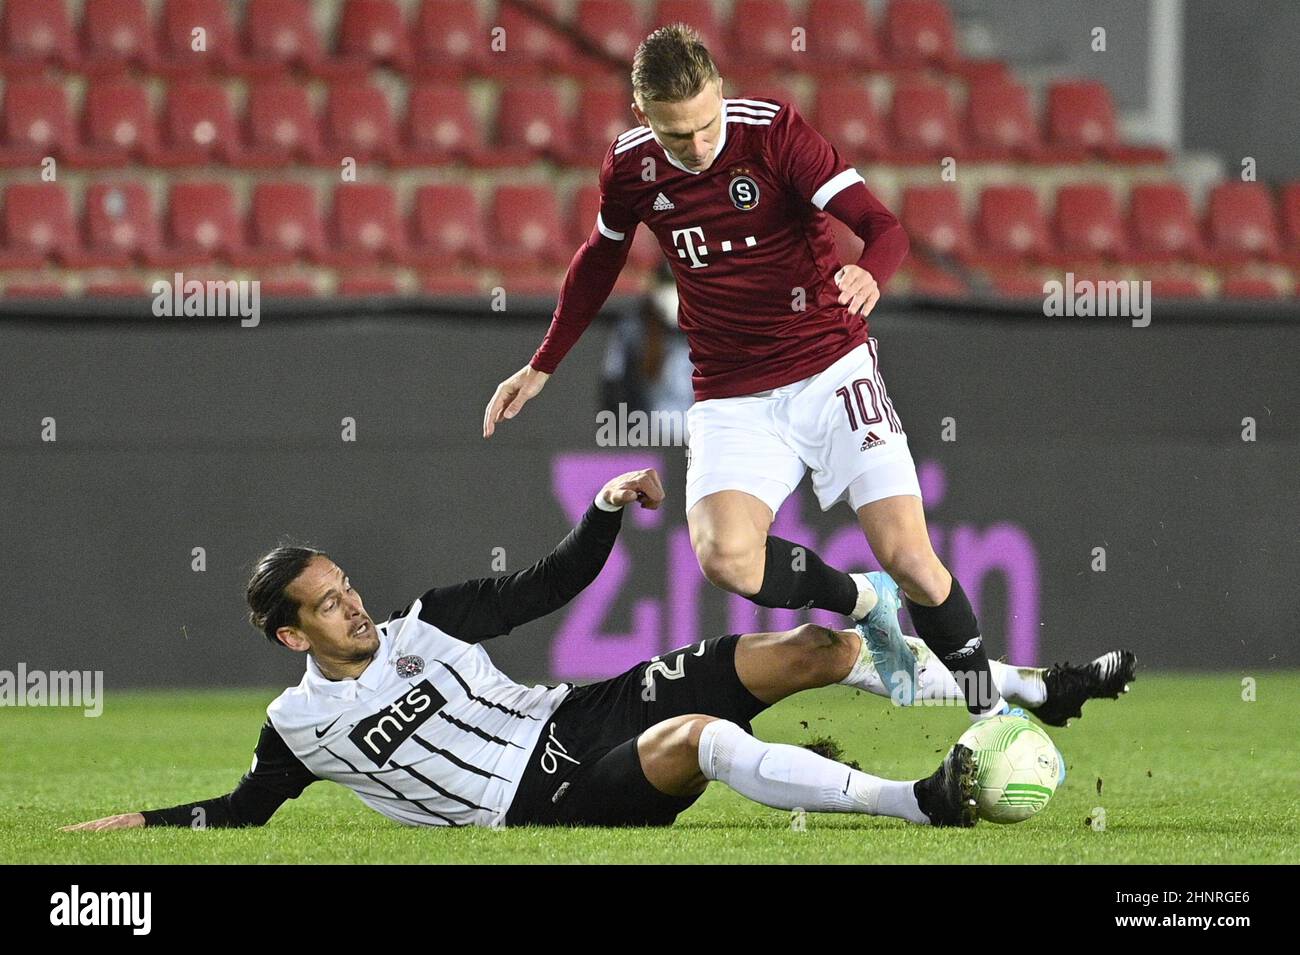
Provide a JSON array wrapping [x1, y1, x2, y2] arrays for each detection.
[[813, 81, 890, 161], [407, 184, 485, 265], [964, 78, 1075, 162], [987, 271, 1051, 300], [807, 0, 881, 72], [1052, 184, 1128, 262], [244, 80, 322, 165], [0, 80, 75, 167], [489, 185, 564, 267], [889, 82, 963, 161], [1046, 80, 1165, 163], [901, 186, 970, 260], [1127, 183, 1202, 261], [85, 276, 151, 297], [158, 0, 242, 74], [494, 83, 573, 166], [1278, 181, 1300, 266], [1147, 275, 1206, 300], [247, 182, 326, 264], [1205, 182, 1279, 262], [503, 268, 565, 297], [159, 80, 241, 165], [258, 275, 319, 296], [323, 83, 397, 164], [165, 181, 244, 262], [737, 77, 799, 111], [884, 0, 958, 69], [337, 270, 402, 295], [1, 183, 81, 267], [3, 280, 69, 298], [82, 181, 168, 266], [574, 1, 644, 64], [243, 0, 325, 75], [651, 1, 728, 60], [1220, 275, 1285, 298], [336, 0, 412, 72], [574, 80, 637, 166], [328, 184, 406, 263], [1, 0, 77, 72], [400, 83, 484, 165], [493, 0, 570, 77], [727, 0, 798, 77], [412, 0, 484, 78], [82, 0, 157, 72], [568, 184, 602, 247], [80, 81, 159, 166], [972, 186, 1051, 265], [418, 270, 484, 295]]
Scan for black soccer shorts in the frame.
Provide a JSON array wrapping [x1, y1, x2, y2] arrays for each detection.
[[503, 633, 769, 827]]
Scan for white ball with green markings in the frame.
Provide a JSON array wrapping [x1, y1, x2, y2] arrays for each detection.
[[957, 715, 1061, 824]]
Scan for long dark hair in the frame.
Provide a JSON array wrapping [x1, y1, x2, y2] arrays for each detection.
[[246, 545, 330, 646]]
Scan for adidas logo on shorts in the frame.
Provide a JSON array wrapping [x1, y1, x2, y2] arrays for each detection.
[[859, 430, 886, 450]]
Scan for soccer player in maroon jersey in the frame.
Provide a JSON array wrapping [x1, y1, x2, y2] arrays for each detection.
[[483, 24, 1006, 720]]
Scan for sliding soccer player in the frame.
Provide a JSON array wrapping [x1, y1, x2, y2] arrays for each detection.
[[63, 468, 1133, 834]]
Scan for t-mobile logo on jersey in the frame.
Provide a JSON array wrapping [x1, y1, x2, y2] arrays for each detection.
[[349, 680, 446, 765], [671, 226, 709, 268]]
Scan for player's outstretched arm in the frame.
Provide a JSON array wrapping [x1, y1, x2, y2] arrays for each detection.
[[482, 203, 634, 438], [61, 719, 317, 831], [418, 468, 664, 642]]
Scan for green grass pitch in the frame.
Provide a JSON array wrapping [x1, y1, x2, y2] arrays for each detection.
[[5, 673, 1297, 864]]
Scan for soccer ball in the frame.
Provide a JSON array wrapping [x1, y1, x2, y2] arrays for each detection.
[[957, 715, 1062, 824]]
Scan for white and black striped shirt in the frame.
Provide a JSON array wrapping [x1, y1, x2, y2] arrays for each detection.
[[140, 502, 624, 829]]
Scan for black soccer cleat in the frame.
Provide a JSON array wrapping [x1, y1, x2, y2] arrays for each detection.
[[914, 743, 978, 827], [1028, 650, 1137, 727]]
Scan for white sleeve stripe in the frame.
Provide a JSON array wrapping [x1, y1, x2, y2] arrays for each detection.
[[596, 212, 626, 241], [811, 168, 866, 210]]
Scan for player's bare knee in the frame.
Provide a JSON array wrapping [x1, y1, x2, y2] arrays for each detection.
[[784, 623, 853, 683], [695, 539, 764, 594], [880, 548, 946, 602]]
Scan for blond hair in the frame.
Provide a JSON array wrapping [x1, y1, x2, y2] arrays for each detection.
[[631, 23, 721, 105]]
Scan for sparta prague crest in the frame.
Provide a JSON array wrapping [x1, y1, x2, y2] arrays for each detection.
[[728, 166, 760, 210]]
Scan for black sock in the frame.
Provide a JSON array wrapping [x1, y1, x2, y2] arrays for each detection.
[[905, 577, 1001, 715], [750, 536, 858, 615]]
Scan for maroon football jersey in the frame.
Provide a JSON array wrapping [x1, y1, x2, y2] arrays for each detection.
[[532, 97, 905, 400]]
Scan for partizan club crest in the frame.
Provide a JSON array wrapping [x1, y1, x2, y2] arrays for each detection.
[[728, 165, 760, 210], [395, 654, 425, 678]]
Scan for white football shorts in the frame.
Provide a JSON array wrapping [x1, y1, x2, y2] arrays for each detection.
[[684, 339, 922, 516]]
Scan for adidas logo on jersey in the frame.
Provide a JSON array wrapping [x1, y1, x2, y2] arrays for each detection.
[[859, 430, 886, 450], [652, 192, 675, 211]]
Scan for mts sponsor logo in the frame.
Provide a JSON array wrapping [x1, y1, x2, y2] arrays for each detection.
[[349, 680, 445, 765]]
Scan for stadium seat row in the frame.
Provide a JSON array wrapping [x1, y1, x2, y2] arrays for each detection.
[[0, 180, 660, 270], [897, 181, 1300, 267], [5, 177, 1296, 276], [0, 73, 1164, 170], [1, 0, 990, 79]]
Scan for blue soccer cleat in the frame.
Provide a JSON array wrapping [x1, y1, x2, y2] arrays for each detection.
[[854, 571, 917, 706]]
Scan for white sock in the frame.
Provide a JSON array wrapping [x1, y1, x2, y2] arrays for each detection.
[[842, 633, 1047, 709], [848, 572, 878, 620], [696, 719, 928, 824]]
